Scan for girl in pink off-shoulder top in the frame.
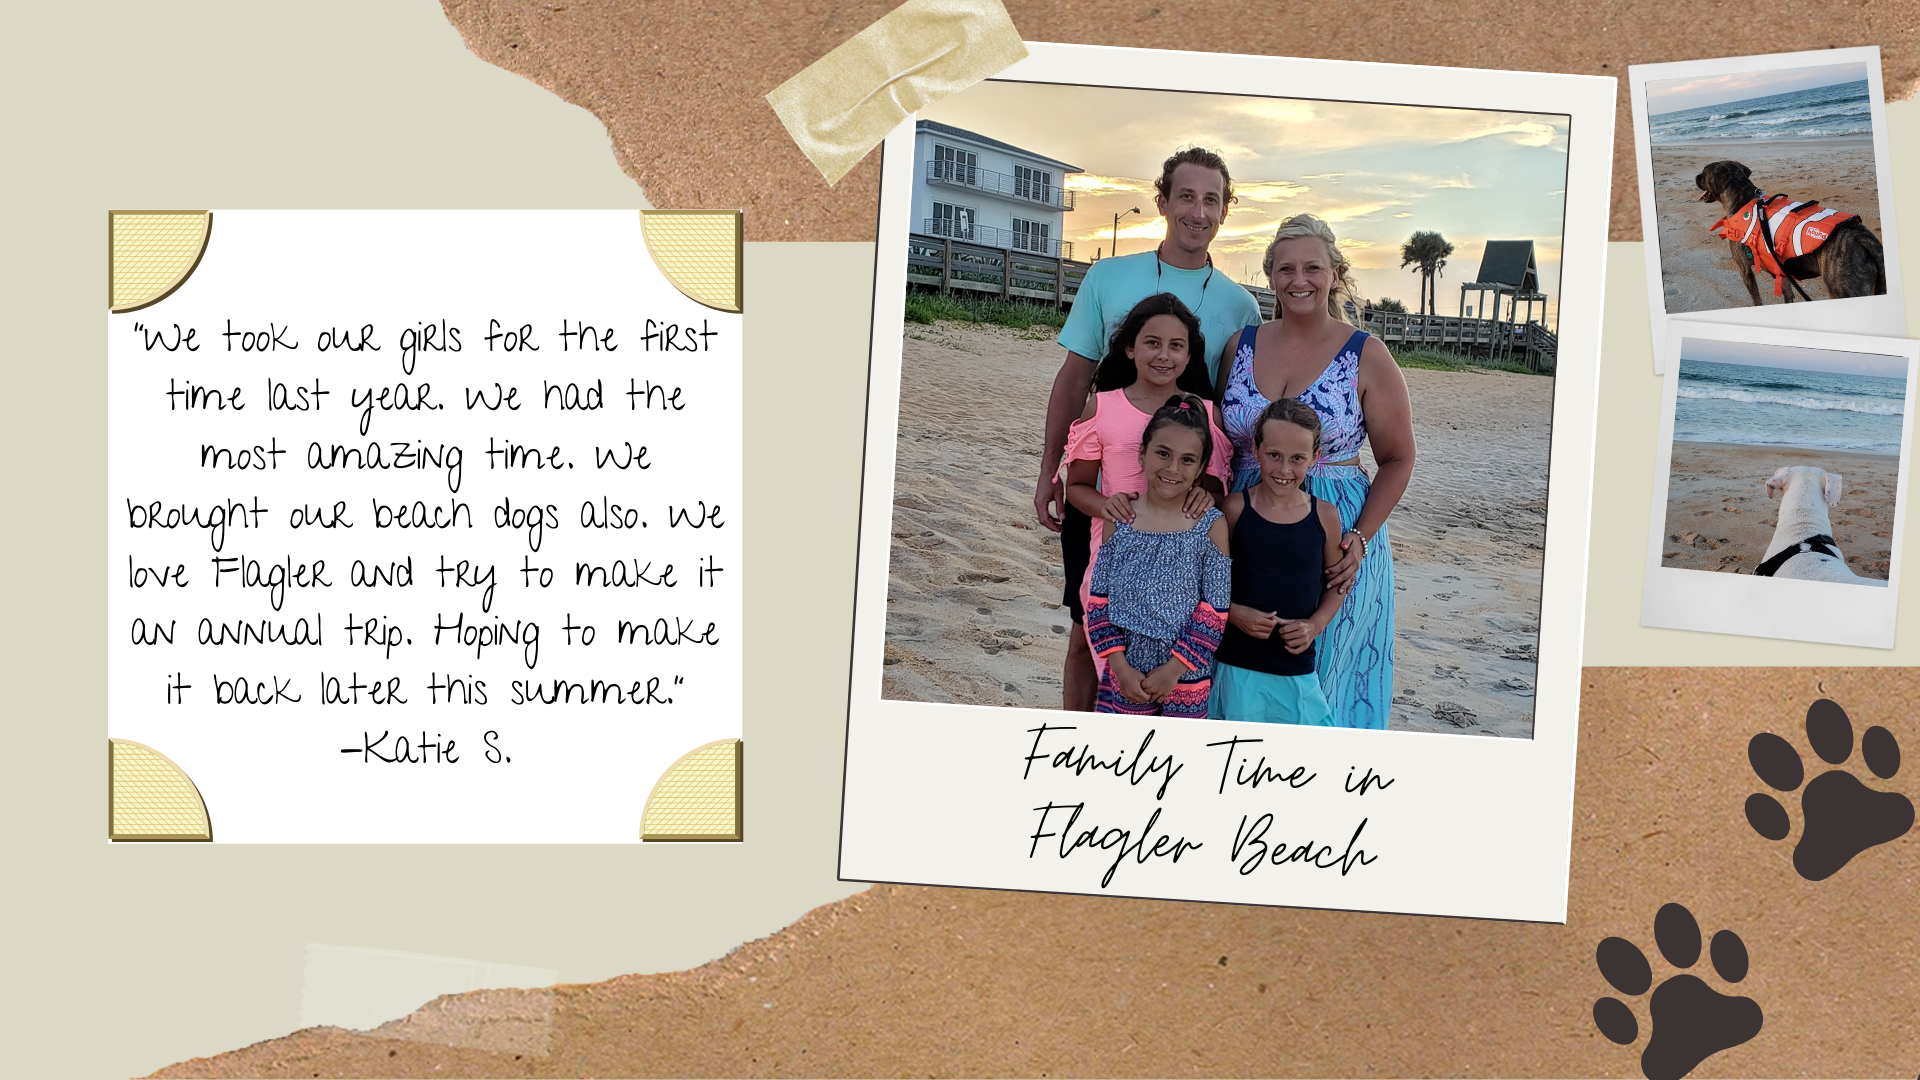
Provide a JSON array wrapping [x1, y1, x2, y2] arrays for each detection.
[[1063, 294, 1231, 671]]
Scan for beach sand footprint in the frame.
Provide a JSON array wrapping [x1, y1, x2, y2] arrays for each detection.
[[1592, 903, 1763, 1080], [1744, 698, 1913, 881]]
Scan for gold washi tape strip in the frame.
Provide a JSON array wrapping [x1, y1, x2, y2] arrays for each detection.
[[641, 738, 743, 841], [765, 0, 1028, 185]]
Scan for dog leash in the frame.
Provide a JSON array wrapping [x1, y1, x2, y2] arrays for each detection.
[[1749, 190, 1817, 303], [1752, 533, 1839, 577]]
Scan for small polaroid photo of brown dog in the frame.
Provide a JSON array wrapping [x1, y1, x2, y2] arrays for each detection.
[[1641, 321, 1917, 648], [1630, 48, 1905, 375]]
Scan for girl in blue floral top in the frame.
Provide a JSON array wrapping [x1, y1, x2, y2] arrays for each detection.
[[1084, 394, 1233, 717]]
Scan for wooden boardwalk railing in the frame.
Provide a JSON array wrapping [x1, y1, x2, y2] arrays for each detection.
[[905, 234, 1555, 371], [1359, 310, 1557, 371], [907, 233, 1089, 304]]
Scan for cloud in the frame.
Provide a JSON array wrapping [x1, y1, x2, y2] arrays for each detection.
[[1234, 180, 1313, 202], [1315, 201, 1400, 224], [1219, 99, 1569, 156], [1393, 212, 1413, 218], [1236, 99, 1318, 125], [1449, 120, 1556, 148], [1183, 135, 1263, 162], [1067, 172, 1155, 197], [1406, 172, 1475, 189]]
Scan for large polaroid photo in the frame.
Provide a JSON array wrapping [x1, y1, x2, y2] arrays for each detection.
[[1630, 47, 1905, 374], [1641, 322, 1916, 649], [842, 43, 1613, 922]]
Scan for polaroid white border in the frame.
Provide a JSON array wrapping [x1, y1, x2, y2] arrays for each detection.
[[1640, 321, 1915, 648], [1629, 47, 1905, 375], [840, 43, 1613, 922]]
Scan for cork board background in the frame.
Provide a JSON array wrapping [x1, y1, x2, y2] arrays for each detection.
[[6, 3, 1918, 1078]]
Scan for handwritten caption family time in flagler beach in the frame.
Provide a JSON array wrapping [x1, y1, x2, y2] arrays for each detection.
[[1016, 722, 1395, 889], [106, 212, 742, 842]]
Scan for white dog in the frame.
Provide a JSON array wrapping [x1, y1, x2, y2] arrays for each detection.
[[1757, 466, 1886, 587]]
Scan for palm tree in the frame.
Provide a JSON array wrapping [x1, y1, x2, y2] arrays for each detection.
[[1371, 297, 1407, 313], [1399, 231, 1455, 315]]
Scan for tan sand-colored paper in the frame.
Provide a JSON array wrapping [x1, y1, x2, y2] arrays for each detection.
[[150, 670, 1920, 1077], [640, 209, 744, 312], [108, 211, 212, 313], [641, 738, 743, 840], [109, 739, 211, 841], [763, 0, 1027, 185]]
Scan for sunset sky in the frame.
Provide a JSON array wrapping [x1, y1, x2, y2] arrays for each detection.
[[920, 81, 1570, 323]]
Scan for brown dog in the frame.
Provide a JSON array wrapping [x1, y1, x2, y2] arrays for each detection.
[[1695, 160, 1885, 305]]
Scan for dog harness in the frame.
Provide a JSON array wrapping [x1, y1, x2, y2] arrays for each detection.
[[1710, 193, 1858, 297], [1752, 534, 1840, 577]]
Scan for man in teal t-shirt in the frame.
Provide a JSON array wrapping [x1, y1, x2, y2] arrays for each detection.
[[1036, 147, 1264, 712]]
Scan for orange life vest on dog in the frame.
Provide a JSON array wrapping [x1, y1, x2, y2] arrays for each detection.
[[1710, 194, 1858, 297]]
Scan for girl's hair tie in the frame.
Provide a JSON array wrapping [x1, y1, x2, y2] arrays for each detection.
[[1177, 400, 1192, 409]]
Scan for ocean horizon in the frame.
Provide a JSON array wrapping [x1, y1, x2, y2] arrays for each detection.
[[1649, 79, 1871, 145], [1675, 358, 1907, 456]]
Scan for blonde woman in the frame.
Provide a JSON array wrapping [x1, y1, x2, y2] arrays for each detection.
[[1214, 214, 1415, 730]]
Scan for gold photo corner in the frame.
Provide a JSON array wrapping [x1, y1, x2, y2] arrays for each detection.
[[109, 211, 212, 313], [109, 739, 212, 841], [639, 210, 743, 313], [641, 738, 743, 841]]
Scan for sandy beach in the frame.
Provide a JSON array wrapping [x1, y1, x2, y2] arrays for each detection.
[[881, 320, 1549, 739], [1662, 441, 1897, 579], [1651, 135, 1883, 314]]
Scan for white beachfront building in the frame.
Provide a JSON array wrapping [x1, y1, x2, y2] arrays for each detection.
[[909, 120, 1080, 258]]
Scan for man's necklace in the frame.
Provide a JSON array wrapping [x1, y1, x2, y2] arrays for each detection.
[[1155, 247, 1215, 317]]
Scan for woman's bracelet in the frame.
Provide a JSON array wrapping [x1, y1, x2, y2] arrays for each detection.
[[1346, 528, 1368, 561]]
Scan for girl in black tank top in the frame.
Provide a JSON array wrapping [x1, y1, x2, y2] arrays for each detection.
[[1217, 492, 1329, 676], [1208, 400, 1348, 725]]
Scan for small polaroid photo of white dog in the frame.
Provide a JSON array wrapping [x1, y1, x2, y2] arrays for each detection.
[[1629, 47, 1905, 374], [1641, 321, 1918, 648]]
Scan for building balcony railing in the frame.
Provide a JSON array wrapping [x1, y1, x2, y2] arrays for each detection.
[[922, 219, 1073, 259], [925, 160, 1076, 210]]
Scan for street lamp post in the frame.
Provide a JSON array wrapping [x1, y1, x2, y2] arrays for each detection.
[[1112, 206, 1140, 260]]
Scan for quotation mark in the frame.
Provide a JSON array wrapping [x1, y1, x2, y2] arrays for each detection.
[[1593, 902, 1762, 1080], [1745, 699, 1912, 880]]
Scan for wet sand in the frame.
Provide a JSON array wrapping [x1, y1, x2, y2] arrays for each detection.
[[1651, 135, 1883, 313], [1662, 441, 1898, 579], [881, 320, 1549, 738]]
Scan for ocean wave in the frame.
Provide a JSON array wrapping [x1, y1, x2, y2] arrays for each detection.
[[1651, 127, 1872, 142], [1680, 372, 1810, 391], [1677, 387, 1904, 414], [1706, 104, 1788, 121], [1745, 110, 1869, 128]]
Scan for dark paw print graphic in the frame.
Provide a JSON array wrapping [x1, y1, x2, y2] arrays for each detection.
[[1745, 699, 1913, 881], [1593, 903, 1762, 1080]]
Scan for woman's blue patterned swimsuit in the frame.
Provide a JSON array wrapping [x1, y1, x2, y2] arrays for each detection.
[[1220, 325, 1393, 730]]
